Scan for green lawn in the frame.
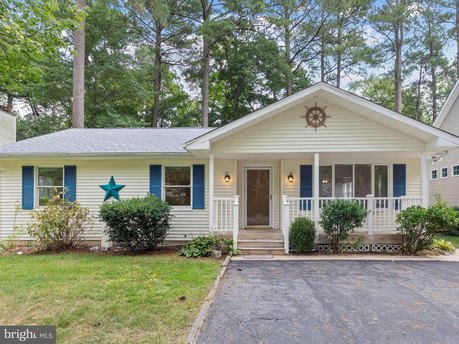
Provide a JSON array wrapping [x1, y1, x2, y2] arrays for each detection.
[[0, 253, 221, 343], [435, 233, 459, 248]]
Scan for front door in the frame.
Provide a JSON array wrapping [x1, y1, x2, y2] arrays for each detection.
[[245, 167, 271, 227]]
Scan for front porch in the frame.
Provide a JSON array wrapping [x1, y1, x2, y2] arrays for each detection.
[[211, 194, 422, 254], [208, 152, 429, 254]]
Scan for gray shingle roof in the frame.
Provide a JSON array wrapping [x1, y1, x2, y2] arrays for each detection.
[[0, 128, 214, 156]]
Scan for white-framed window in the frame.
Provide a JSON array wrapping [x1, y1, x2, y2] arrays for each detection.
[[164, 166, 192, 206], [453, 165, 459, 177], [441, 167, 448, 179], [320, 164, 390, 198], [37, 167, 64, 206], [431, 169, 438, 180]]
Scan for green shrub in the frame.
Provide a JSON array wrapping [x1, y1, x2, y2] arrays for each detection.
[[27, 198, 91, 250], [179, 235, 221, 258], [396, 200, 458, 254], [431, 239, 455, 253], [319, 199, 368, 254], [289, 217, 316, 253], [100, 195, 171, 252]]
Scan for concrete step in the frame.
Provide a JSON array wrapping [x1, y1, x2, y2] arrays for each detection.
[[238, 233, 284, 240], [239, 247, 286, 255], [238, 239, 284, 249]]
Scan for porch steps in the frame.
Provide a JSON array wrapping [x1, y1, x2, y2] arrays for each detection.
[[237, 229, 285, 255]]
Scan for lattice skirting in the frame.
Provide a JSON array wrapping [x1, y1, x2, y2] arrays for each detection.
[[317, 243, 402, 253]]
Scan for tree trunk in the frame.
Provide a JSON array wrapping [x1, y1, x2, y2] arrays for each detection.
[[202, 36, 210, 127], [283, 4, 292, 96], [6, 94, 13, 112], [152, 21, 162, 128], [431, 53, 438, 122], [415, 63, 423, 121], [336, 25, 342, 89], [320, 33, 325, 82], [201, 0, 210, 128], [456, 0, 459, 77], [394, 21, 403, 113], [72, 0, 86, 128], [336, 53, 342, 89]]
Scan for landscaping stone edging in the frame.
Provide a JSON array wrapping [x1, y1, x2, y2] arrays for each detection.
[[186, 255, 231, 344]]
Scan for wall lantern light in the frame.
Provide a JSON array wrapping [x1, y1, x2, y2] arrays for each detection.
[[288, 172, 294, 183], [224, 172, 231, 182]]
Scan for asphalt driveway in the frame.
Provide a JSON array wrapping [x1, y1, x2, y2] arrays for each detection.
[[197, 260, 459, 344]]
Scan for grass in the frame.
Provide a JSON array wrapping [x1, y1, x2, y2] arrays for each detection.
[[434, 233, 459, 248], [0, 253, 221, 343]]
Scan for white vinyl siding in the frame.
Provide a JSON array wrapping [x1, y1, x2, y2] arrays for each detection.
[[0, 110, 16, 146], [430, 148, 459, 206], [214, 160, 237, 198], [212, 98, 424, 155], [0, 158, 209, 241], [432, 89, 459, 206]]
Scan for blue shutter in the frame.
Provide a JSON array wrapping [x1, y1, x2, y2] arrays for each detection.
[[64, 166, 77, 202], [192, 164, 205, 209], [300, 165, 313, 210], [149, 165, 162, 199], [393, 164, 406, 210], [22, 166, 34, 210]]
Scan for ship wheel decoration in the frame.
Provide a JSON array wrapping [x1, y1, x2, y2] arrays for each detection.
[[302, 102, 330, 132]]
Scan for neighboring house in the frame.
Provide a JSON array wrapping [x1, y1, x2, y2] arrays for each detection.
[[0, 83, 458, 254], [431, 81, 459, 207], [0, 108, 16, 146]]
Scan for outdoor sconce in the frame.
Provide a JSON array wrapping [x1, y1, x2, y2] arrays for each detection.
[[288, 172, 294, 183], [224, 172, 231, 182]]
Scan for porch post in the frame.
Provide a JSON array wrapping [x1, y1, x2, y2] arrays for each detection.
[[366, 194, 374, 236], [420, 151, 429, 207], [209, 152, 214, 230], [313, 153, 320, 225]]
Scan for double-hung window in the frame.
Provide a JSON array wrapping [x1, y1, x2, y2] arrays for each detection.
[[453, 165, 459, 177], [431, 169, 438, 180], [164, 166, 191, 206], [37, 167, 64, 206], [441, 167, 448, 178]]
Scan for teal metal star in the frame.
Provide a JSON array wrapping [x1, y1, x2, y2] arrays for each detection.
[[99, 176, 125, 201]]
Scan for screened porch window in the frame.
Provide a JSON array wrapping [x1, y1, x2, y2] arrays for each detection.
[[374, 165, 388, 197], [335, 165, 353, 197], [355, 164, 371, 197], [37, 167, 64, 206], [164, 166, 191, 206], [319, 166, 332, 197]]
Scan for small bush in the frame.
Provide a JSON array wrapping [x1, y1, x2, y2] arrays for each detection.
[[179, 235, 221, 258], [27, 198, 91, 250], [396, 200, 458, 254], [100, 195, 171, 252], [289, 217, 316, 253], [319, 199, 368, 254], [431, 239, 455, 253]]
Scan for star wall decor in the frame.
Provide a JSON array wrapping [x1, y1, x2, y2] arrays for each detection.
[[99, 176, 125, 201]]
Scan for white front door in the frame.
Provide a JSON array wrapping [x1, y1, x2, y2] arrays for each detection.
[[245, 167, 272, 227]]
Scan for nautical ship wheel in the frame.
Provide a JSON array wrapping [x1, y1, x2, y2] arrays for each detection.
[[305, 106, 327, 128]]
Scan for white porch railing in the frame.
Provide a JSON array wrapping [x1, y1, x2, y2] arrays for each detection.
[[212, 195, 239, 250], [281, 195, 423, 252]]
